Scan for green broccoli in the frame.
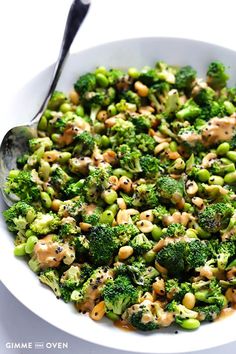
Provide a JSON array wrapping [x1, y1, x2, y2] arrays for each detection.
[[165, 279, 192, 301], [118, 145, 142, 174], [83, 167, 111, 203], [39, 268, 61, 298], [140, 155, 160, 179], [207, 61, 229, 90], [164, 223, 186, 238], [81, 205, 103, 226], [110, 118, 136, 147], [3, 201, 36, 233], [5, 170, 41, 203], [130, 233, 153, 255], [63, 179, 85, 198], [156, 176, 184, 205], [125, 261, 158, 290], [194, 304, 221, 322], [73, 235, 90, 256], [185, 240, 210, 269], [107, 69, 124, 85], [198, 203, 233, 233], [88, 225, 118, 266], [120, 90, 141, 107], [134, 133, 156, 154], [156, 241, 186, 276], [193, 279, 227, 309], [73, 131, 95, 156], [29, 137, 53, 152], [133, 183, 159, 208], [60, 265, 82, 289], [175, 66, 197, 92], [74, 73, 97, 97], [129, 114, 152, 133], [176, 99, 201, 121], [216, 241, 236, 270], [103, 275, 140, 315], [30, 212, 60, 235], [113, 224, 139, 246]]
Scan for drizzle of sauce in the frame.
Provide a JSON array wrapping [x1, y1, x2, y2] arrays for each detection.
[[217, 307, 236, 321], [114, 319, 134, 332]]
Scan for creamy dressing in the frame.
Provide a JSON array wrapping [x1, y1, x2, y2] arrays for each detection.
[[202, 116, 236, 146]]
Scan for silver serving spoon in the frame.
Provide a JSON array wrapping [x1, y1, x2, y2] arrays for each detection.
[[0, 0, 90, 206]]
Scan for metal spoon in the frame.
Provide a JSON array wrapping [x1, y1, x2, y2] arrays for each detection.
[[0, 0, 90, 206]]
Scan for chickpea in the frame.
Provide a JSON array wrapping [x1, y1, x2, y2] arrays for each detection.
[[134, 81, 149, 97], [118, 246, 134, 260], [182, 293, 196, 310], [97, 110, 108, 121], [69, 90, 80, 105]]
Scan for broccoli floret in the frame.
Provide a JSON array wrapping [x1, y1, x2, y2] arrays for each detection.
[[207, 61, 229, 90], [71, 267, 113, 308], [129, 114, 152, 133], [185, 240, 210, 269], [164, 223, 186, 238], [156, 241, 186, 277], [131, 133, 155, 154], [110, 118, 136, 147], [156, 176, 184, 205], [121, 90, 141, 107], [155, 61, 176, 83], [140, 155, 160, 179], [116, 99, 136, 113], [194, 279, 226, 309], [193, 86, 216, 106], [5, 170, 41, 203], [3, 201, 36, 233], [165, 89, 180, 114], [126, 261, 158, 290], [29, 137, 53, 152], [59, 218, 80, 239], [47, 91, 67, 110], [73, 131, 95, 156], [39, 268, 61, 298], [166, 300, 198, 319], [81, 204, 103, 226], [148, 82, 170, 112], [113, 224, 139, 246], [124, 300, 166, 331], [194, 304, 221, 322], [74, 73, 97, 97], [198, 203, 233, 233], [50, 165, 71, 192], [139, 68, 158, 86], [176, 99, 201, 121], [30, 212, 60, 235], [60, 265, 82, 289], [60, 286, 72, 303], [119, 147, 142, 174], [130, 233, 153, 255], [133, 184, 159, 208], [103, 275, 140, 315], [216, 241, 236, 270], [83, 167, 111, 203], [107, 69, 124, 85], [63, 179, 84, 198], [73, 235, 90, 256], [88, 225, 118, 266], [175, 66, 197, 92], [152, 205, 168, 223], [165, 279, 192, 301]]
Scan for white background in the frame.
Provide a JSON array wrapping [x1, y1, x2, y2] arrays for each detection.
[[1, 0, 236, 353]]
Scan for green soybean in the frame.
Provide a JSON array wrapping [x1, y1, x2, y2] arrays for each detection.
[[216, 142, 230, 156], [38, 115, 48, 131], [100, 135, 110, 148], [113, 168, 133, 179], [96, 73, 109, 88], [197, 169, 210, 182], [143, 250, 156, 263], [151, 225, 163, 241], [58, 152, 71, 163], [102, 189, 118, 205], [60, 102, 72, 113], [185, 229, 198, 238], [226, 151, 236, 162], [14, 244, 26, 256], [75, 105, 85, 117], [107, 104, 117, 116], [25, 236, 38, 254], [179, 319, 200, 330], [40, 191, 52, 209], [208, 175, 224, 186], [99, 210, 114, 225], [106, 203, 119, 216], [106, 311, 120, 321], [128, 67, 140, 79], [169, 141, 178, 152], [224, 101, 236, 114], [95, 66, 107, 75], [224, 171, 236, 185]]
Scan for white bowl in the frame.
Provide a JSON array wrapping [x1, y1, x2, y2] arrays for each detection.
[[1, 37, 236, 354]]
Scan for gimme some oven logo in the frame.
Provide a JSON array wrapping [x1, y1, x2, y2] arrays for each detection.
[[5, 342, 69, 350]]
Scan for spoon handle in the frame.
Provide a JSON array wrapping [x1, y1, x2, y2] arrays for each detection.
[[31, 0, 90, 123]]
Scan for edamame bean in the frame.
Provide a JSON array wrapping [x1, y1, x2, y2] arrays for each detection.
[[99, 210, 114, 225], [38, 115, 48, 131], [185, 229, 197, 238], [224, 171, 236, 185], [169, 141, 178, 152], [75, 105, 85, 117], [196, 169, 210, 182], [100, 135, 110, 148], [183, 203, 194, 213], [95, 66, 107, 75], [38, 160, 51, 181], [106, 203, 119, 216], [93, 122, 105, 133], [60, 102, 72, 113], [143, 250, 156, 263], [106, 311, 120, 321], [14, 243, 26, 256], [128, 67, 139, 79], [179, 319, 200, 330], [25, 236, 38, 254], [226, 151, 236, 162], [224, 101, 236, 115], [107, 104, 117, 116], [208, 175, 224, 186], [216, 142, 230, 156], [102, 189, 118, 205], [58, 152, 71, 163], [151, 225, 163, 241], [96, 73, 109, 88], [40, 191, 52, 209], [113, 168, 133, 179]]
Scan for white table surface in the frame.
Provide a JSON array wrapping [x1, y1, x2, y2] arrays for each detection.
[[1, 1, 236, 353]]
